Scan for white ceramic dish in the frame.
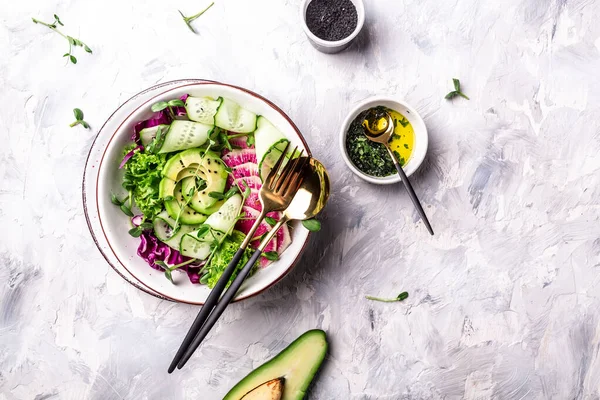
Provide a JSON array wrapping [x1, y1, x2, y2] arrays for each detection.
[[300, 0, 365, 54], [339, 96, 429, 185], [84, 80, 312, 305]]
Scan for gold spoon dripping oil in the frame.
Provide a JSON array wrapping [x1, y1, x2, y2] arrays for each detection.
[[362, 109, 434, 235]]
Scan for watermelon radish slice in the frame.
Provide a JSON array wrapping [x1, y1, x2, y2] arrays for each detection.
[[218, 136, 290, 269], [234, 176, 262, 192], [239, 207, 286, 265], [227, 135, 253, 149], [222, 149, 257, 167], [226, 162, 259, 187], [277, 223, 292, 255], [242, 188, 279, 222], [236, 206, 271, 240], [243, 188, 262, 211], [236, 206, 278, 267]]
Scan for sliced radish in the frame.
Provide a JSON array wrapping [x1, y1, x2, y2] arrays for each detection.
[[226, 162, 259, 187], [222, 148, 257, 167], [234, 176, 262, 192], [227, 136, 252, 149], [277, 223, 292, 255]]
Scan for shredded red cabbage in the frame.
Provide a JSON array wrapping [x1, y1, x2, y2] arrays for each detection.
[[131, 215, 143, 226], [173, 94, 189, 117], [130, 96, 190, 142], [131, 110, 172, 142], [137, 231, 205, 284], [119, 145, 143, 169]]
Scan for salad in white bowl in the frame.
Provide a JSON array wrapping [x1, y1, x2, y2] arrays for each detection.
[[87, 81, 315, 303], [116, 93, 298, 287]]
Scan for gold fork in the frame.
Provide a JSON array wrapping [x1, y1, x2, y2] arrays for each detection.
[[168, 143, 308, 373]]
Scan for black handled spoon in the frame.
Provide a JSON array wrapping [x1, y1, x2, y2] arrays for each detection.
[[362, 109, 434, 235]]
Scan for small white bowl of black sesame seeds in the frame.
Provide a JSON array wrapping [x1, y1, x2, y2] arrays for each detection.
[[301, 0, 365, 54]]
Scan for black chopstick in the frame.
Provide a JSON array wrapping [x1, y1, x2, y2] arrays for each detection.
[[167, 247, 247, 373], [176, 248, 264, 369]]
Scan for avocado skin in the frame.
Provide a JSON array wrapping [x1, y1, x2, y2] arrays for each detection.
[[223, 330, 328, 400]]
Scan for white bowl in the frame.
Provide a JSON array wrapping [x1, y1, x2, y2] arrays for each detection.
[[300, 0, 365, 54], [339, 96, 429, 184], [84, 80, 312, 305]]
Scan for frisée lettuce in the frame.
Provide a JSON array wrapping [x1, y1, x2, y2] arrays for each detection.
[[121, 145, 166, 221]]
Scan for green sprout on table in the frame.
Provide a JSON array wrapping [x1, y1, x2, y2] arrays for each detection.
[[445, 78, 470, 100], [366, 291, 409, 303], [31, 14, 92, 64], [179, 2, 215, 34], [70, 108, 90, 129]]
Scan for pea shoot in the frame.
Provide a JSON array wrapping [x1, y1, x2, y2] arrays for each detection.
[[445, 78, 470, 100], [179, 2, 215, 34], [302, 218, 321, 232], [70, 108, 90, 129], [365, 292, 409, 303], [31, 14, 92, 64]]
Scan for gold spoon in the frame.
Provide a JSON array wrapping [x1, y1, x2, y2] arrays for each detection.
[[266, 156, 330, 237], [175, 157, 331, 370], [363, 109, 434, 235]]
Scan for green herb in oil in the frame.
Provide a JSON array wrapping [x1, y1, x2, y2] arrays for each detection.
[[346, 109, 398, 177]]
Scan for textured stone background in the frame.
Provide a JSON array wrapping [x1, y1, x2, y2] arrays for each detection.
[[2, 0, 600, 399]]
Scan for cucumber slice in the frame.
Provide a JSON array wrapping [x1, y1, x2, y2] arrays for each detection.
[[163, 224, 197, 250], [153, 211, 199, 250], [159, 120, 212, 154], [215, 98, 257, 133], [185, 96, 223, 125], [202, 200, 224, 215], [180, 230, 225, 259], [152, 210, 177, 241], [254, 116, 290, 180], [255, 116, 285, 163], [203, 194, 243, 233], [180, 195, 242, 258], [258, 139, 290, 181], [159, 178, 208, 225], [140, 124, 169, 146], [180, 235, 212, 259]]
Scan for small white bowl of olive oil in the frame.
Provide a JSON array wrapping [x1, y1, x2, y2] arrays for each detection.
[[339, 96, 429, 185]]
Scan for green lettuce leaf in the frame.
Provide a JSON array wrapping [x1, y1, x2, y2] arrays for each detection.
[[202, 231, 255, 289], [121, 146, 167, 221]]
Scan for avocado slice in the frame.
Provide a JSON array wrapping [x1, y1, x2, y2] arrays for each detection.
[[158, 178, 207, 225], [161, 149, 227, 214], [224, 330, 328, 400], [241, 378, 284, 400], [180, 153, 228, 213]]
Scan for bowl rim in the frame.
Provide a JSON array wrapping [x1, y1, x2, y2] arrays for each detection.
[[338, 95, 429, 185], [300, 0, 365, 48], [83, 80, 215, 301], [84, 80, 313, 305]]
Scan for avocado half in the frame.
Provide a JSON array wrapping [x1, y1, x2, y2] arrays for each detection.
[[224, 330, 328, 400]]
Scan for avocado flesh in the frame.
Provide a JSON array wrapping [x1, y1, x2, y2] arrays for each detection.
[[224, 330, 328, 400], [240, 378, 284, 400], [180, 154, 227, 213], [162, 149, 227, 213], [159, 178, 207, 225], [162, 148, 206, 181]]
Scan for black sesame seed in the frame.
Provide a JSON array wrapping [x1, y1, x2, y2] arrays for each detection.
[[305, 0, 357, 41]]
